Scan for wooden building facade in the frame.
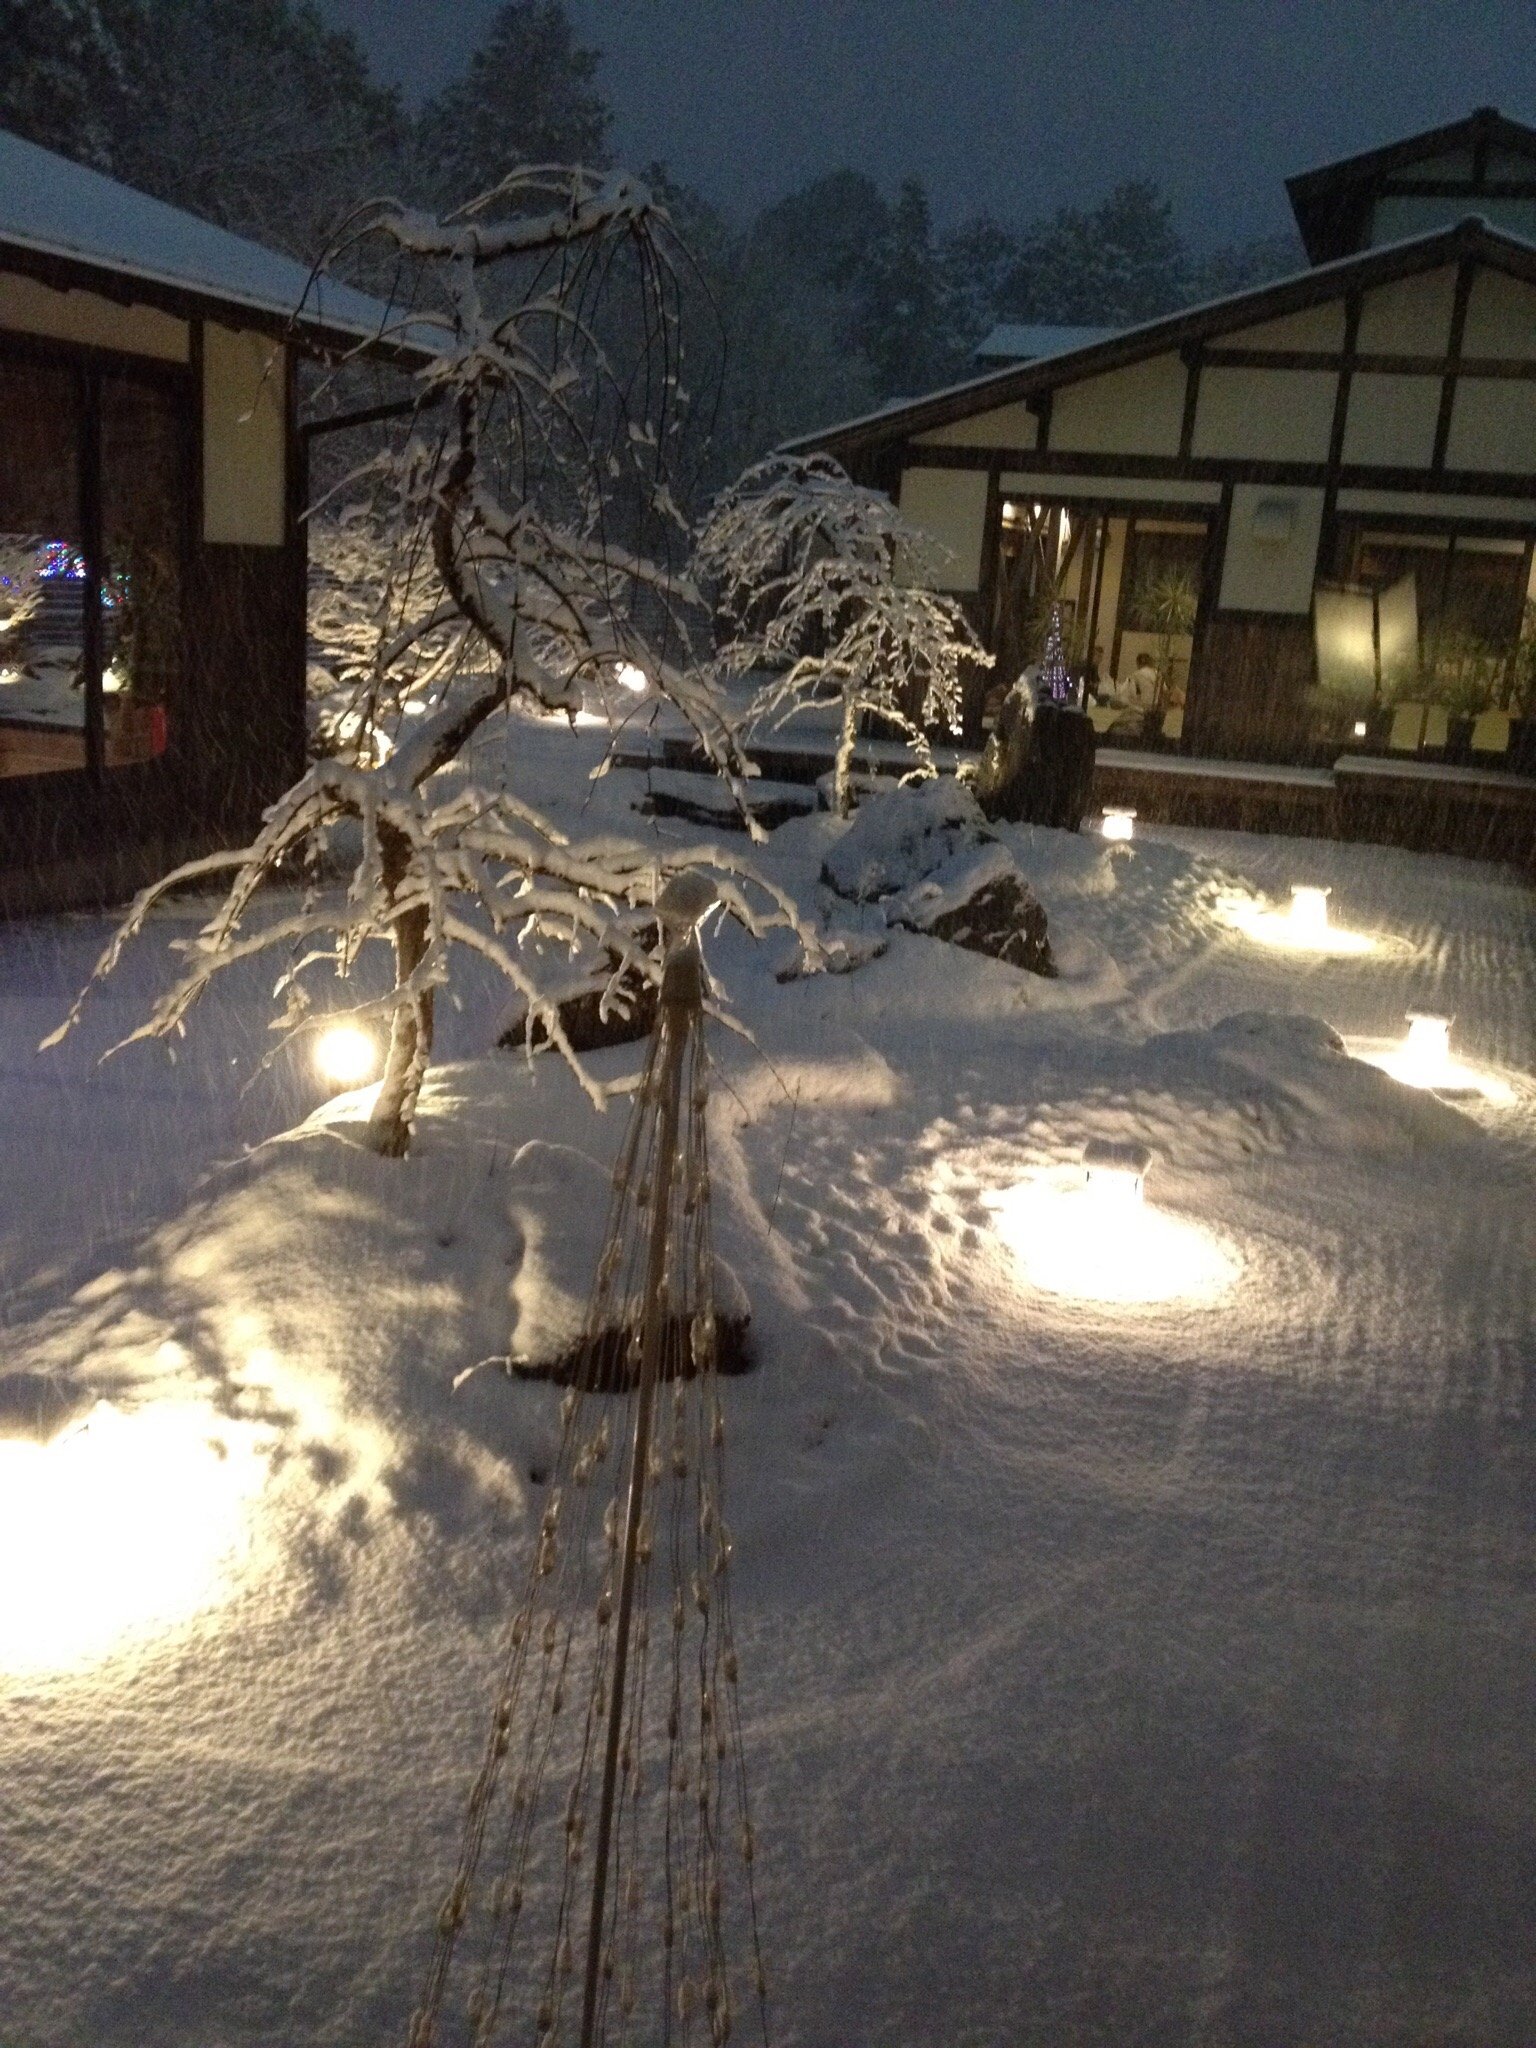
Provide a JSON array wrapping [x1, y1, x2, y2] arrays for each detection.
[[0, 130, 420, 914], [788, 110, 1536, 853]]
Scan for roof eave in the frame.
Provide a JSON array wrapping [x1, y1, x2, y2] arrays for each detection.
[[786, 216, 1536, 463], [0, 231, 437, 370]]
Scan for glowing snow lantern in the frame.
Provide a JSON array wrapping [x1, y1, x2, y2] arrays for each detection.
[[1288, 884, 1331, 941], [0, 1400, 262, 1673], [313, 1022, 380, 1090], [983, 1140, 1237, 1307], [1100, 806, 1136, 843], [1353, 719, 1369, 738], [1082, 1137, 1151, 1206], [1399, 1011, 1454, 1089], [614, 661, 648, 694]]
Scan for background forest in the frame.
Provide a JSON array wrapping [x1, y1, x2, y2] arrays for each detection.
[[3, 0, 1300, 492]]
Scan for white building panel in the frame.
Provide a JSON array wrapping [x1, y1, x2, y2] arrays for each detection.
[[203, 325, 286, 547], [1218, 485, 1326, 613], [1048, 354, 1187, 456], [1340, 373, 1443, 467], [897, 466, 989, 590], [1192, 368, 1337, 462]]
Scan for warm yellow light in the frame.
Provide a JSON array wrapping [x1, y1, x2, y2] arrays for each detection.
[[313, 1022, 380, 1089], [1350, 1013, 1516, 1104], [983, 1164, 1238, 1308], [0, 1401, 263, 1675], [1100, 807, 1136, 843], [614, 661, 648, 694], [1289, 884, 1331, 939], [1224, 886, 1377, 955]]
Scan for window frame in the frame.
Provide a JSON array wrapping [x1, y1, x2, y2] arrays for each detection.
[[0, 328, 194, 802]]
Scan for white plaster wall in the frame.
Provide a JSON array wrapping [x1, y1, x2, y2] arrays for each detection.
[[1192, 368, 1337, 462], [1218, 485, 1326, 613], [1223, 301, 1346, 352], [0, 273, 188, 362], [1355, 267, 1458, 354], [1461, 269, 1536, 357], [1340, 373, 1443, 467], [897, 466, 989, 590], [1048, 354, 1187, 457], [915, 401, 1037, 449], [1443, 377, 1536, 473], [203, 325, 286, 547]]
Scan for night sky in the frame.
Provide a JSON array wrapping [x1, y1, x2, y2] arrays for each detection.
[[316, 0, 1534, 244]]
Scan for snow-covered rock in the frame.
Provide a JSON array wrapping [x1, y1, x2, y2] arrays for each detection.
[[822, 781, 1055, 975]]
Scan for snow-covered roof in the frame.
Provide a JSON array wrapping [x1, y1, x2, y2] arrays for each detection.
[[786, 212, 1536, 461], [0, 128, 430, 362], [974, 322, 1119, 364]]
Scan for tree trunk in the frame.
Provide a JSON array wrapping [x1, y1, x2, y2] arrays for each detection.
[[834, 693, 859, 818], [366, 825, 434, 1158]]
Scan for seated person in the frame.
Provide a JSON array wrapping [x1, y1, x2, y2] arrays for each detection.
[[1117, 653, 1162, 710]]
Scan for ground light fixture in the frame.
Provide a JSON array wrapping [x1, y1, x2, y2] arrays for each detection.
[[983, 1141, 1239, 1307], [1349, 1009, 1517, 1104], [1353, 719, 1368, 738], [0, 1399, 263, 1673], [1224, 881, 1377, 955], [1289, 883, 1332, 940], [1100, 806, 1136, 842], [313, 1021, 381, 1090]]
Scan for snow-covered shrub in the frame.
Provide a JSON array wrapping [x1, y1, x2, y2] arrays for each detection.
[[696, 451, 992, 816], [49, 166, 808, 1155]]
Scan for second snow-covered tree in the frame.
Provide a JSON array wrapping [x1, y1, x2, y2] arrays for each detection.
[[697, 452, 991, 815]]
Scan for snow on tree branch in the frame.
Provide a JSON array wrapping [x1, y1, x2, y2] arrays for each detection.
[[51, 164, 812, 1155], [697, 452, 992, 815]]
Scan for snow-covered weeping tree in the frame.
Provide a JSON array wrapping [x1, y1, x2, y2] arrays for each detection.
[[48, 167, 806, 1155], [697, 450, 992, 815]]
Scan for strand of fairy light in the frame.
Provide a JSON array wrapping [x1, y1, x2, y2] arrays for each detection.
[[407, 943, 769, 2048]]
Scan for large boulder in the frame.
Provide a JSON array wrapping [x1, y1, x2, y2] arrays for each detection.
[[891, 840, 1055, 976], [821, 779, 1055, 977]]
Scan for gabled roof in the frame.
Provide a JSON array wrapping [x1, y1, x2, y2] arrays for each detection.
[[784, 214, 1536, 464], [974, 322, 1120, 365], [1287, 106, 1536, 263], [0, 128, 432, 364]]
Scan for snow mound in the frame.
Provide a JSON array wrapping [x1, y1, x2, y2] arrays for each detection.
[[504, 1139, 750, 1380], [821, 776, 991, 901]]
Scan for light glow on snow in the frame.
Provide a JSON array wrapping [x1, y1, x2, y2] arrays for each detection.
[[1100, 807, 1136, 842], [0, 1400, 264, 1675], [614, 661, 648, 694], [1351, 1012, 1517, 1104], [983, 1169, 1239, 1307], [313, 1022, 381, 1089], [1224, 884, 1378, 955]]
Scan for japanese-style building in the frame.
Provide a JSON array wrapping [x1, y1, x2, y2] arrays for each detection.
[[0, 128, 423, 914], [790, 109, 1536, 858]]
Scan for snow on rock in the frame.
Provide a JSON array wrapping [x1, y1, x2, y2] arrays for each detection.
[[504, 1138, 750, 1378], [820, 779, 1055, 975], [820, 775, 991, 902]]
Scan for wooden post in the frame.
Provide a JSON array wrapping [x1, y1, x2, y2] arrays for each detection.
[[579, 931, 702, 2048]]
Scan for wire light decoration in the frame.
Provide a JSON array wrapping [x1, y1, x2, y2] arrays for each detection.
[[408, 871, 769, 2048]]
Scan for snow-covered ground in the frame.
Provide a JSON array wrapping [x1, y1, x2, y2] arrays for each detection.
[[2, 716, 1534, 2046]]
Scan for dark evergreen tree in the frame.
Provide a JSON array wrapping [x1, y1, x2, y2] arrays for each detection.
[[116, 1, 404, 258], [1001, 180, 1192, 326], [0, 0, 148, 170], [415, 0, 609, 211]]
